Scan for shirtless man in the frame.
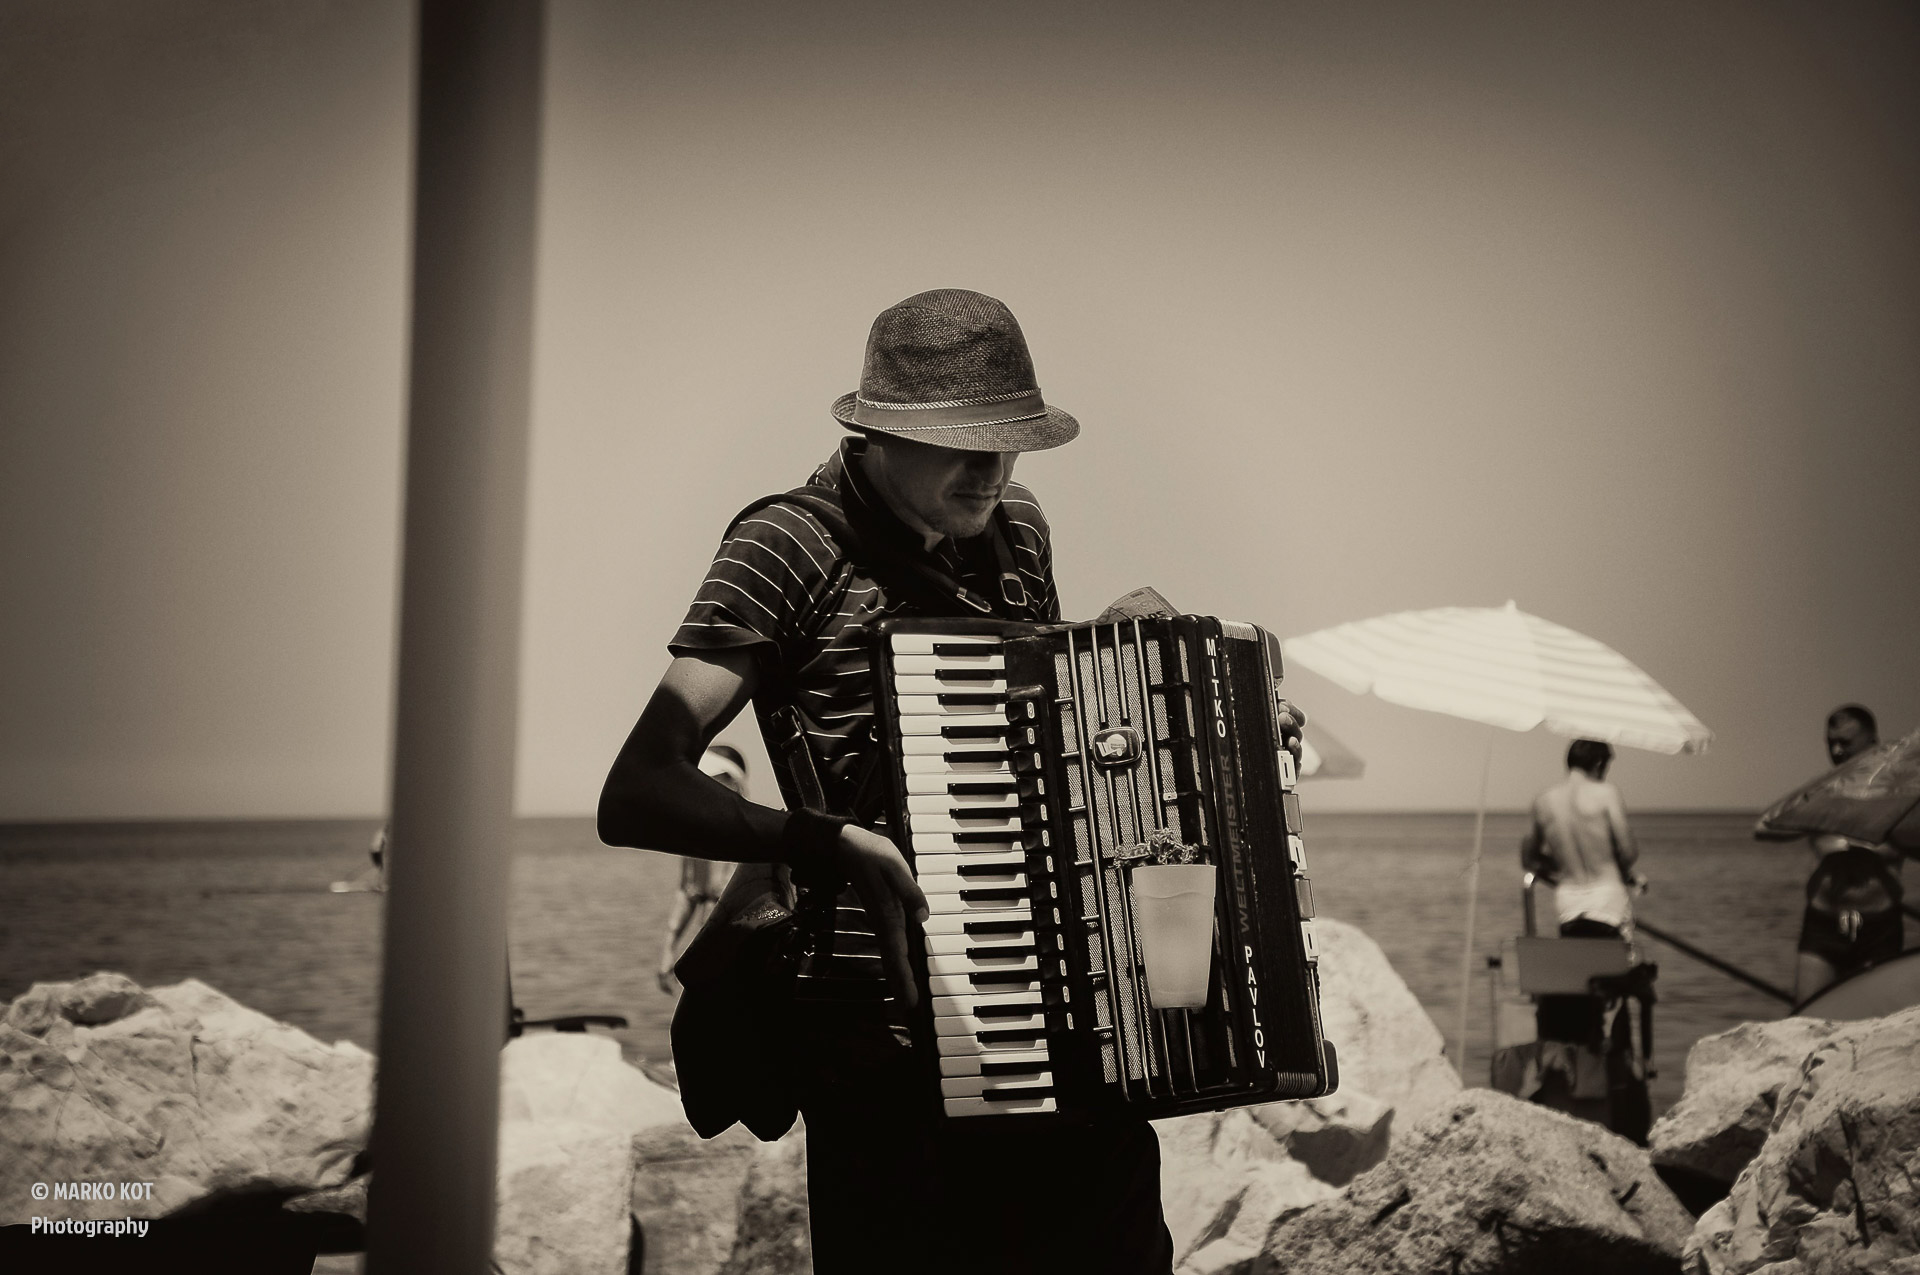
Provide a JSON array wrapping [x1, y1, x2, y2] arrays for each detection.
[[1520, 739, 1639, 937], [1793, 705, 1903, 1001]]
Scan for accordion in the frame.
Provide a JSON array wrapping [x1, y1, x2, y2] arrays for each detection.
[[872, 614, 1337, 1124]]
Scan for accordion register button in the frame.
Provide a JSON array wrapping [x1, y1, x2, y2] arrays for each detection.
[[1294, 877, 1315, 919]]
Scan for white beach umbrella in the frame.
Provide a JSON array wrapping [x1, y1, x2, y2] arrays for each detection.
[[1282, 601, 1711, 1071]]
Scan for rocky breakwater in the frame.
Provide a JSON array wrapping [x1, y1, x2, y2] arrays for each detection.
[[1676, 1005, 1920, 1275], [0, 972, 373, 1222], [1156, 915, 1457, 1273], [1255, 1091, 1694, 1275]]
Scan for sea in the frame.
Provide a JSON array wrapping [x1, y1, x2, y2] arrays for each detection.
[[0, 812, 1818, 1118]]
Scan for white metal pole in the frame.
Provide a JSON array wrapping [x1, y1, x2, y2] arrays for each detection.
[[365, 3, 544, 1272], [1454, 725, 1495, 1078]]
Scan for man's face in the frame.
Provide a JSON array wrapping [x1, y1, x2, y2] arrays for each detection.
[[866, 435, 1018, 541], [1826, 717, 1875, 766]]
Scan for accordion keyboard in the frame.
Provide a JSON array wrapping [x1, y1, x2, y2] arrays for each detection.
[[891, 631, 1059, 1117]]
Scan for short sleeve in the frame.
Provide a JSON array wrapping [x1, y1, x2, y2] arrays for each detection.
[[998, 483, 1061, 622], [668, 502, 838, 658]]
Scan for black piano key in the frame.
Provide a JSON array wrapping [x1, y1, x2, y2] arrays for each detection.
[[953, 830, 1021, 845], [974, 1002, 1044, 1020], [976, 1028, 1046, 1045], [963, 919, 1031, 936], [951, 808, 1020, 823], [981, 1085, 1057, 1103], [965, 943, 1038, 958], [936, 668, 1004, 683], [949, 781, 1017, 795], [946, 749, 1013, 763], [933, 642, 1003, 657], [941, 723, 1009, 740], [937, 692, 1007, 707], [969, 970, 1040, 987], [956, 862, 1021, 879], [960, 887, 1028, 904], [980, 1059, 1049, 1077]]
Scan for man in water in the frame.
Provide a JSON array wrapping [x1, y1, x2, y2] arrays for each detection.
[[1521, 739, 1640, 937], [655, 745, 744, 992], [1794, 704, 1904, 1001]]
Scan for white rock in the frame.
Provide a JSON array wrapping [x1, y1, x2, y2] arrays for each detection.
[[1159, 1107, 1338, 1269], [0, 974, 372, 1224], [1264, 1089, 1693, 1274], [1312, 918, 1461, 1126], [499, 1031, 687, 1135], [1649, 1017, 1842, 1188], [494, 1119, 635, 1275], [1681, 1006, 1920, 1275]]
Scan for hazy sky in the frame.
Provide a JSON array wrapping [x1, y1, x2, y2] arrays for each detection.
[[2, 0, 1915, 820]]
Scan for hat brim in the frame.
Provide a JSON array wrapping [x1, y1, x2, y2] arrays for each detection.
[[831, 391, 1079, 453]]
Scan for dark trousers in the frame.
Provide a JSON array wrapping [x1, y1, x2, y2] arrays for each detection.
[[796, 1003, 1174, 1275]]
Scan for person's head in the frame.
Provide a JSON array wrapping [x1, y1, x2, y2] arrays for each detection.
[[1566, 738, 1613, 779], [699, 744, 748, 796], [1825, 704, 1878, 767], [832, 289, 1077, 540]]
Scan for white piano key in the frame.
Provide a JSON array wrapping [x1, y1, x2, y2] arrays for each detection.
[[919, 906, 1033, 936], [927, 951, 1038, 976], [911, 833, 1025, 857], [900, 731, 1008, 751], [938, 1048, 1050, 1077], [892, 653, 1005, 674], [928, 971, 1042, 997], [913, 851, 1028, 877], [933, 988, 1045, 1016], [897, 696, 1007, 717], [934, 1029, 1048, 1056], [917, 872, 1027, 897], [891, 633, 1001, 654], [905, 771, 1015, 794], [906, 791, 1019, 814], [923, 930, 1036, 956], [943, 1093, 1057, 1118], [932, 1008, 1047, 1037], [895, 673, 1009, 695], [940, 1069, 1053, 1099], [909, 813, 1022, 835]]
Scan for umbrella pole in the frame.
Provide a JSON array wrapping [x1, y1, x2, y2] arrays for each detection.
[[1455, 726, 1494, 1078]]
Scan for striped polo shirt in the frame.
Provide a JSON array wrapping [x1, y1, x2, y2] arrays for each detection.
[[670, 437, 1060, 1000], [670, 437, 1060, 806]]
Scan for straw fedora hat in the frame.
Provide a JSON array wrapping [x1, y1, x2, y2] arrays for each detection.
[[831, 289, 1079, 453]]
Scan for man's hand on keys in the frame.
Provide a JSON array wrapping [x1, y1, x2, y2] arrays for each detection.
[[833, 823, 930, 1008]]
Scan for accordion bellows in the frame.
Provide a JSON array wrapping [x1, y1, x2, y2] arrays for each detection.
[[873, 614, 1336, 1124]]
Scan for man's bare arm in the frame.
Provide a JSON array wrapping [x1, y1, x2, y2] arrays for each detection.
[[597, 650, 785, 860], [1519, 806, 1555, 881], [597, 649, 929, 1005]]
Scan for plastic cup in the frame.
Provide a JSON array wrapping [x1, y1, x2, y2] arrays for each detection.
[[1131, 863, 1217, 1009]]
